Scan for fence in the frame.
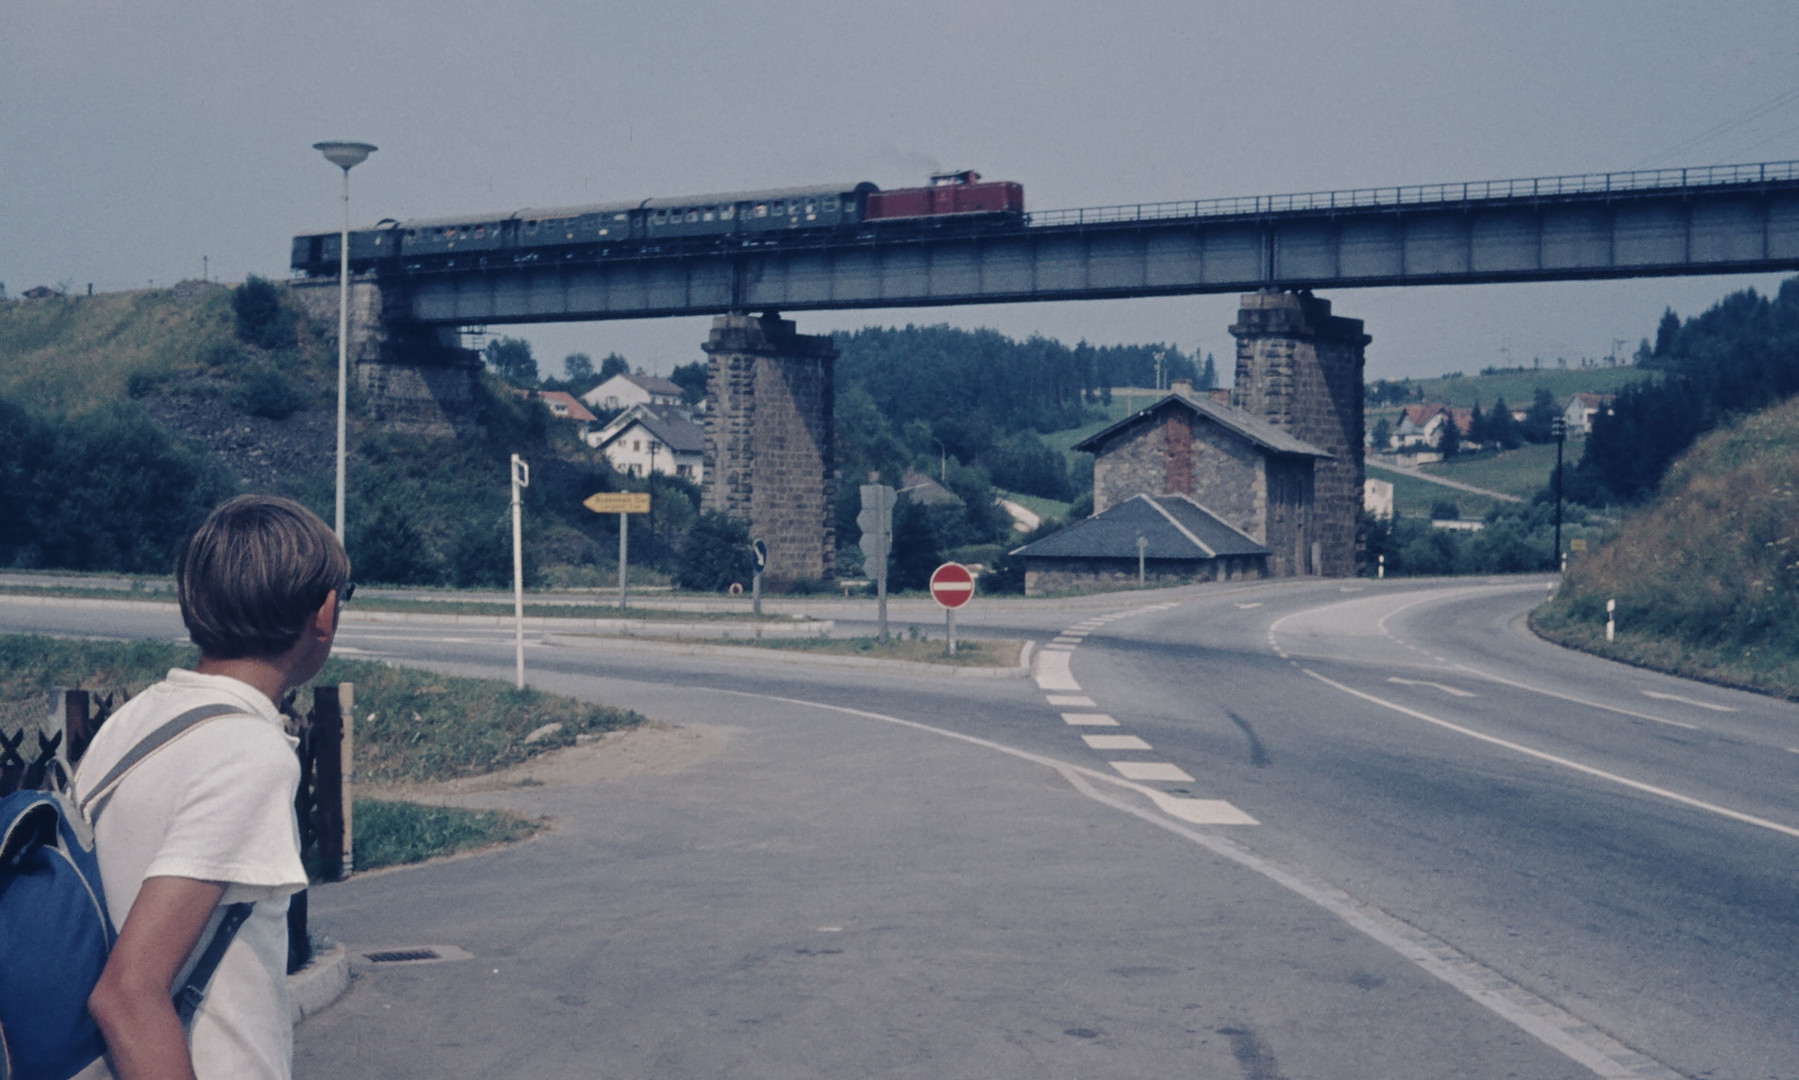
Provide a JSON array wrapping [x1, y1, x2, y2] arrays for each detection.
[[1, 683, 355, 975]]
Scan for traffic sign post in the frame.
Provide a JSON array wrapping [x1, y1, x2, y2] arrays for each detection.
[[510, 455, 530, 689], [929, 562, 975, 656], [583, 491, 652, 609], [750, 539, 767, 618], [858, 484, 895, 643]]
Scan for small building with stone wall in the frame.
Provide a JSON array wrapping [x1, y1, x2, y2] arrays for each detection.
[[1076, 390, 1330, 578], [701, 313, 836, 583], [1011, 494, 1268, 594], [1229, 291, 1368, 575]]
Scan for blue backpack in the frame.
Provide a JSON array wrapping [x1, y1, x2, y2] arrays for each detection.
[[0, 704, 255, 1080]]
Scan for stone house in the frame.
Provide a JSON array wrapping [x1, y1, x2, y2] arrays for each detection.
[[1075, 390, 1330, 577]]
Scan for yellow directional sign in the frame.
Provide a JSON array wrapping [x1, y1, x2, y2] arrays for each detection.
[[1569, 538, 1588, 552], [583, 492, 650, 514]]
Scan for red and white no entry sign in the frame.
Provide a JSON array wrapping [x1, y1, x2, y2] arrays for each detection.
[[929, 562, 975, 609]]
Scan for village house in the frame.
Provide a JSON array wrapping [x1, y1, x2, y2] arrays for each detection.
[[586, 403, 705, 482], [531, 390, 598, 438], [580, 370, 685, 412], [1562, 392, 1615, 435]]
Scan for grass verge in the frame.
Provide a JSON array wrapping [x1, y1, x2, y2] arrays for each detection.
[[0, 634, 647, 784], [1529, 607, 1799, 702], [352, 798, 543, 871], [0, 584, 792, 622], [588, 632, 1021, 668]]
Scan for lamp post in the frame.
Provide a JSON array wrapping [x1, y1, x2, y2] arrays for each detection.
[[313, 141, 377, 544]]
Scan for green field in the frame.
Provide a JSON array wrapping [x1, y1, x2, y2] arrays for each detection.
[[1416, 439, 1580, 500], [1365, 464, 1502, 520], [1400, 365, 1649, 409]]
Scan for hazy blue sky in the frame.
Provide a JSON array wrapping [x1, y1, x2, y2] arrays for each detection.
[[4, 1, 1796, 380]]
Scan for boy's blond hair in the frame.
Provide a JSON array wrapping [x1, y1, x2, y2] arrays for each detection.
[[176, 495, 350, 659]]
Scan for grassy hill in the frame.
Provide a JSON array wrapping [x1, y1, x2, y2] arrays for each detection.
[[1533, 394, 1799, 698], [0, 284, 261, 413]]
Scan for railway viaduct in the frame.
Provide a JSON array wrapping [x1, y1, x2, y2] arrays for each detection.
[[291, 160, 1799, 581]]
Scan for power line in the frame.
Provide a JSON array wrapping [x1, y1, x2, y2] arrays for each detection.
[[1631, 83, 1799, 169]]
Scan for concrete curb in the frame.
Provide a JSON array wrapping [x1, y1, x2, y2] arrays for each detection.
[[288, 943, 350, 1025], [546, 633, 1036, 679]]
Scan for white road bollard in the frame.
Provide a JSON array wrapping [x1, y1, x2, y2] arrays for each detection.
[[1606, 598, 1616, 642]]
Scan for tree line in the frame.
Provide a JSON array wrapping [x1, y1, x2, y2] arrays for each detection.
[[1575, 277, 1799, 504]]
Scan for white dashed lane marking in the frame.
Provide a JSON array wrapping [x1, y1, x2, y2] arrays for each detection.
[[1029, 602, 1254, 825], [1062, 713, 1121, 726], [1082, 734, 1152, 750], [1110, 761, 1196, 783]]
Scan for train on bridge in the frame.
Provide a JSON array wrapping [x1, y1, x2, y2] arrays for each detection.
[[290, 171, 1025, 277]]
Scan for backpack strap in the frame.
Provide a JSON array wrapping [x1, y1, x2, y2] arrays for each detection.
[[76, 704, 246, 823], [173, 901, 256, 1026]]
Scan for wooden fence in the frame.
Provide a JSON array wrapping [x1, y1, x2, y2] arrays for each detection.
[[2, 684, 355, 975]]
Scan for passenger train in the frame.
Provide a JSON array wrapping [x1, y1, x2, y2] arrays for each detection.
[[291, 171, 1025, 277]]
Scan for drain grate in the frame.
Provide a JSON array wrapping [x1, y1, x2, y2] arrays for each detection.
[[355, 944, 473, 967], [364, 948, 440, 964]]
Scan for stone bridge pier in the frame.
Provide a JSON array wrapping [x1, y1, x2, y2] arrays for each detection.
[[701, 314, 836, 584], [1229, 291, 1369, 576], [289, 278, 484, 437]]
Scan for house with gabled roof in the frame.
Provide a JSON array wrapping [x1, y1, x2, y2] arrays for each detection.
[[580, 370, 686, 412], [1010, 494, 1268, 593], [1563, 392, 1614, 435], [586, 403, 705, 482], [1072, 389, 1331, 577]]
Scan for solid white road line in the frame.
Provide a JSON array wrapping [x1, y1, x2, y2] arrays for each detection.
[[1641, 690, 1738, 712], [1305, 668, 1799, 842], [1453, 663, 1698, 730], [1051, 637, 1081, 645], [1046, 695, 1095, 707], [1082, 734, 1152, 751], [1110, 761, 1195, 783], [1061, 713, 1120, 726], [1387, 676, 1477, 698], [1056, 769, 1680, 1079]]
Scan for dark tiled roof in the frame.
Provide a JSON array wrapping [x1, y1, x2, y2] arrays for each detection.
[[1011, 494, 1267, 560], [634, 410, 705, 453], [1074, 394, 1329, 459], [626, 372, 685, 397]]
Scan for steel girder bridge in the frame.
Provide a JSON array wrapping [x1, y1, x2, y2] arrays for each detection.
[[395, 160, 1799, 326]]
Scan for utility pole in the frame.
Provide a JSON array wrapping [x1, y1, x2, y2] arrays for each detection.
[[1551, 417, 1566, 571]]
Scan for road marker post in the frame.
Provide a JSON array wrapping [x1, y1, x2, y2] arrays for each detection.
[[509, 455, 530, 689], [1606, 598, 1616, 642], [583, 491, 651, 610], [858, 485, 896, 643], [750, 539, 767, 619]]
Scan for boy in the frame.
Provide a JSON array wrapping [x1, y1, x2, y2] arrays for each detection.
[[72, 495, 350, 1080]]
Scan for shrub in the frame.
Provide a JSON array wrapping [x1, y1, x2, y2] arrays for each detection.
[[232, 364, 307, 419], [232, 275, 293, 350], [675, 511, 753, 591]]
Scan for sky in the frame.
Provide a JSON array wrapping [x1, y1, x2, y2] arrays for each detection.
[[4, 1, 1797, 383]]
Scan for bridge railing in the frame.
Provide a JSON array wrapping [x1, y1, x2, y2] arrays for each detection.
[[1028, 159, 1799, 229]]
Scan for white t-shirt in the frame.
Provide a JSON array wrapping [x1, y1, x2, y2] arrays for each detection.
[[71, 669, 308, 1080]]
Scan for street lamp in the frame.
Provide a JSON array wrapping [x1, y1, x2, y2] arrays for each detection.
[[313, 140, 377, 545]]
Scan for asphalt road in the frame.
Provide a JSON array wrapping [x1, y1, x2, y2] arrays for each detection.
[[4, 578, 1795, 1078]]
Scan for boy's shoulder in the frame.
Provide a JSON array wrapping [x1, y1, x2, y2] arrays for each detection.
[[74, 671, 292, 793]]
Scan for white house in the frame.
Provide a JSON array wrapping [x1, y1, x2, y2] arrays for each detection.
[[580, 371, 686, 412], [586, 404, 705, 482], [1562, 392, 1614, 435]]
